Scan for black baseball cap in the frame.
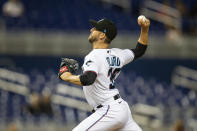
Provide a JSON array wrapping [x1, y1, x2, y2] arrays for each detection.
[[89, 18, 117, 41]]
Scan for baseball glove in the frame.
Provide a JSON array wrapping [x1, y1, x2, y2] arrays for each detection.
[[58, 58, 79, 78]]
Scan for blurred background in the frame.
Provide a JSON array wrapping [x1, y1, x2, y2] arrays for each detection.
[[0, 0, 197, 130]]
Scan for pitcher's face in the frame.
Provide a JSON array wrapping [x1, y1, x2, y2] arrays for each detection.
[[88, 28, 102, 43]]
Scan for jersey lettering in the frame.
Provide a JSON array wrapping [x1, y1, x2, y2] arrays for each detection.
[[106, 56, 120, 67], [106, 56, 121, 89]]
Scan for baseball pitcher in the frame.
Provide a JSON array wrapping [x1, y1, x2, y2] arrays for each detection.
[[58, 16, 150, 131]]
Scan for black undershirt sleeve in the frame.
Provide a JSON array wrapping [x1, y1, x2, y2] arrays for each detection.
[[79, 71, 97, 86], [131, 42, 147, 60]]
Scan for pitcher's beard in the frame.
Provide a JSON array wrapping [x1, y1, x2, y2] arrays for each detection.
[[88, 35, 97, 44]]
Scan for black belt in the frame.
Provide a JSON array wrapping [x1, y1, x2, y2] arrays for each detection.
[[92, 94, 120, 113]]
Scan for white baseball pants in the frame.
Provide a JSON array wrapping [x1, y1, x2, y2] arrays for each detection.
[[72, 98, 142, 131]]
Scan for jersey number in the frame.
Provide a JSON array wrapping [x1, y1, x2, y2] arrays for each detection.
[[108, 68, 121, 89]]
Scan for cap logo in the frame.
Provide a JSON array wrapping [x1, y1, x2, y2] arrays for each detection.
[[98, 19, 104, 22]]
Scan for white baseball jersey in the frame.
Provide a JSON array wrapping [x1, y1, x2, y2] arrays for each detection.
[[82, 48, 134, 108], [73, 48, 142, 131]]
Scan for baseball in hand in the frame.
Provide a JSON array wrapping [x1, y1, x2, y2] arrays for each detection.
[[138, 15, 146, 22], [138, 15, 150, 28]]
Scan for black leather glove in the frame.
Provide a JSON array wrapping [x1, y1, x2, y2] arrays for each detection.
[[58, 58, 79, 78]]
